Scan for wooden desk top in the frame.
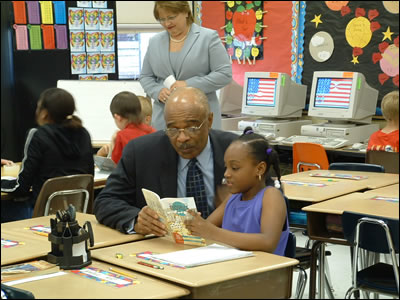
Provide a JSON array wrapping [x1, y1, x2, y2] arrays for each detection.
[[5, 259, 189, 299], [91, 237, 298, 288], [281, 175, 367, 202], [363, 183, 399, 198], [282, 170, 399, 190], [302, 192, 399, 219], [1, 213, 147, 266]]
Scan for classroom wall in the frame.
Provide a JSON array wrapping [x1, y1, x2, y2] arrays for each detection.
[[116, 1, 156, 24]]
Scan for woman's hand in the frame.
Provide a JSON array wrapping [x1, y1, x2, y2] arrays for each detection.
[[170, 81, 187, 91], [184, 209, 216, 239], [158, 88, 171, 104]]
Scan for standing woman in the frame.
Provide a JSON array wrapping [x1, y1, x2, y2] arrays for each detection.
[[140, 1, 232, 130], [1, 88, 94, 222]]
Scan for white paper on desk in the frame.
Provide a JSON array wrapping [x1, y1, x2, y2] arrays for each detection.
[[3, 271, 67, 286], [149, 243, 254, 268]]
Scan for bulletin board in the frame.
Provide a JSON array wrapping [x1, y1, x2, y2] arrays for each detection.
[[303, 1, 399, 110], [57, 80, 146, 143], [199, 1, 299, 86]]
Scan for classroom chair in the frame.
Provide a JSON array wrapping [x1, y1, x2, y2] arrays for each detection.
[[32, 174, 94, 217], [366, 151, 399, 174], [292, 143, 329, 173], [328, 162, 385, 173], [342, 211, 399, 299]]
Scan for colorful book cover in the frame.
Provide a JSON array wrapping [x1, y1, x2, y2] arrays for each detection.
[[99, 9, 113, 30], [100, 31, 115, 52], [93, 1, 107, 9], [71, 52, 87, 74], [77, 1, 92, 8], [79, 74, 94, 80], [68, 7, 84, 30], [94, 74, 108, 80], [101, 52, 115, 73], [84, 8, 99, 30], [142, 188, 206, 246], [70, 30, 85, 52], [86, 31, 101, 52]]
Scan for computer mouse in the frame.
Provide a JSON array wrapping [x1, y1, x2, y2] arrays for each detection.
[[352, 143, 364, 150]]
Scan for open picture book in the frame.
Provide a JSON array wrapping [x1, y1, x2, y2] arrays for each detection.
[[142, 188, 206, 246]]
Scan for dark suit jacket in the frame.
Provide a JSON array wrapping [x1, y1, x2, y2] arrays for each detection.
[[94, 129, 237, 233]]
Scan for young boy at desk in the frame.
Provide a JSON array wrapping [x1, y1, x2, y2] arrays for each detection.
[[367, 90, 399, 152], [96, 92, 156, 163], [185, 127, 289, 255]]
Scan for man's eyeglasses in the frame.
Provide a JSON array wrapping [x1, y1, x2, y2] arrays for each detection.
[[159, 15, 177, 24], [165, 120, 206, 138]]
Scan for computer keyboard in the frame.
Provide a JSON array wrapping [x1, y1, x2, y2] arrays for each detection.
[[280, 135, 351, 149], [228, 130, 275, 140]]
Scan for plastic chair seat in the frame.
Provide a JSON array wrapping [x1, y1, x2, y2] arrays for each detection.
[[358, 263, 399, 293]]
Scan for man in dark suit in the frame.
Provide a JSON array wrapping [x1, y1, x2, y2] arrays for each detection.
[[94, 87, 237, 235]]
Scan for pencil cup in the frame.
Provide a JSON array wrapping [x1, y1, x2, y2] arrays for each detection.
[[3, 164, 19, 177]]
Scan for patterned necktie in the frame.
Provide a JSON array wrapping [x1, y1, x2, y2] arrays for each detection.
[[186, 158, 209, 218]]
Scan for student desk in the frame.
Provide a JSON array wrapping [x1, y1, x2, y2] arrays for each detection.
[[1, 164, 109, 200], [4, 259, 190, 299], [302, 192, 399, 298], [363, 183, 399, 197], [91, 237, 299, 299], [1, 213, 148, 266]]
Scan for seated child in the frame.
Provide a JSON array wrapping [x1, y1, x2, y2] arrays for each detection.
[[96, 91, 156, 163], [138, 96, 153, 126], [367, 90, 399, 152], [185, 127, 289, 255]]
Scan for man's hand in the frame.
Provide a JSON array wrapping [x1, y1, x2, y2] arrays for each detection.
[[134, 206, 167, 236]]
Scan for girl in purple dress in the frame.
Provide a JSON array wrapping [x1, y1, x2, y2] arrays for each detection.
[[186, 127, 289, 255]]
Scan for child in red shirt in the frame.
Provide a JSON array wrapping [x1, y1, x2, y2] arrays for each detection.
[[97, 92, 156, 163], [367, 91, 399, 152]]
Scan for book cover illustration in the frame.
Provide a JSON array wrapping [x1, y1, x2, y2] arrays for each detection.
[[142, 188, 206, 246], [1, 260, 56, 282]]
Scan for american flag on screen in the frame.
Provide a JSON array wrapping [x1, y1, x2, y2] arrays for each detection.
[[315, 78, 353, 108], [246, 78, 276, 106]]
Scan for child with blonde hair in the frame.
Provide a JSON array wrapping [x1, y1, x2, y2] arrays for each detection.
[[367, 90, 399, 152], [138, 96, 153, 126]]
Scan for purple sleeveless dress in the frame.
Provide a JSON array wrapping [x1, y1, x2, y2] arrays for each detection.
[[221, 187, 289, 256]]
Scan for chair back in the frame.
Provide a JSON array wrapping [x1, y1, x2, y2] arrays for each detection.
[[32, 174, 94, 217], [329, 162, 385, 173], [366, 151, 399, 174], [285, 231, 296, 258], [292, 142, 329, 173], [342, 211, 399, 254]]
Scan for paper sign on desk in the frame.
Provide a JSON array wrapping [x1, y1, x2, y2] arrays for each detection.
[[148, 243, 254, 268], [282, 180, 327, 187], [370, 196, 399, 203], [1, 238, 23, 248], [310, 173, 368, 180], [70, 266, 137, 288]]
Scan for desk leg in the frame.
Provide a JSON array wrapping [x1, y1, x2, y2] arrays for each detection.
[[309, 241, 322, 299], [319, 242, 326, 299]]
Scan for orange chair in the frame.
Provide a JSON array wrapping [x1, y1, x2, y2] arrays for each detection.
[[292, 142, 330, 173]]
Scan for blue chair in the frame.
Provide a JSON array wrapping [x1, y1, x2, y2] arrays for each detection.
[[342, 211, 399, 298], [328, 162, 385, 173]]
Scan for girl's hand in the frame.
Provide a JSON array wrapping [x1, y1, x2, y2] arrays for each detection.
[[170, 81, 187, 92], [184, 209, 216, 239], [158, 88, 171, 103]]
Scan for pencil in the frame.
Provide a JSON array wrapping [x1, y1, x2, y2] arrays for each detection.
[[109, 267, 136, 279], [137, 261, 164, 270], [33, 231, 49, 237]]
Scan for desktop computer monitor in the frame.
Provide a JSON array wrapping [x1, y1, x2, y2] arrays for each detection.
[[241, 72, 307, 119], [308, 71, 378, 124]]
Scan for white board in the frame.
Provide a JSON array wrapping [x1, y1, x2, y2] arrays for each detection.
[[57, 80, 146, 144]]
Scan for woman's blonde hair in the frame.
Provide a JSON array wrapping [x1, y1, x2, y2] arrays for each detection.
[[381, 90, 399, 121], [154, 1, 194, 25]]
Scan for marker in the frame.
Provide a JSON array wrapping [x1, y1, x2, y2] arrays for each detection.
[[109, 267, 136, 279], [33, 231, 48, 237], [137, 261, 164, 270], [320, 179, 339, 182]]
